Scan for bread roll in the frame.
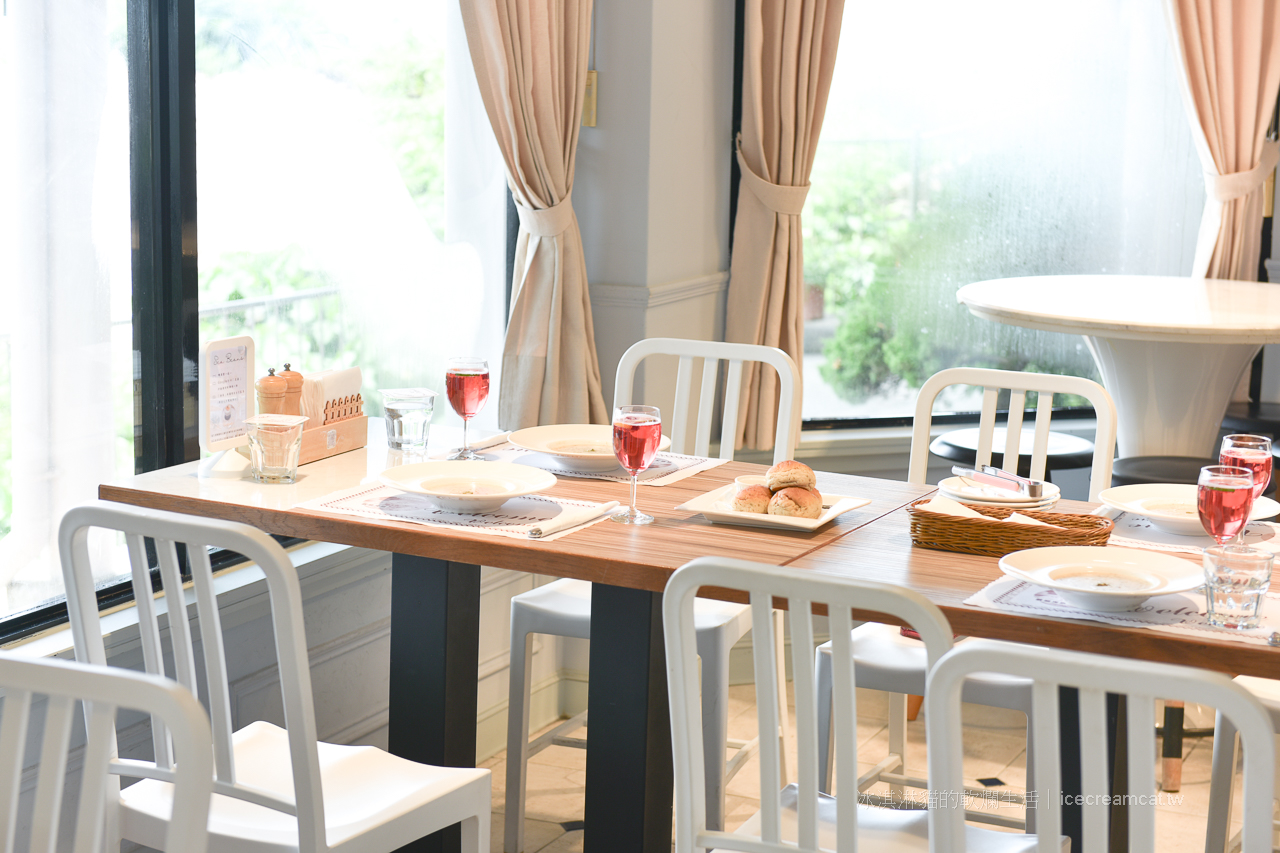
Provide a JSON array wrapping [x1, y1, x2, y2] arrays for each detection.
[[732, 484, 772, 513], [765, 459, 817, 492], [768, 486, 823, 519]]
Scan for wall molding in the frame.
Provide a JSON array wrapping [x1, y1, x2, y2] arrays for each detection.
[[589, 271, 728, 309]]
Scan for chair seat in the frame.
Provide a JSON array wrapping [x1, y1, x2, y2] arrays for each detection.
[[512, 578, 751, 639], [1111, 456, 1220, 487], [930, 427, 1095, 478], [735, 783, 1065, 853], [828, 623, 1032, 709], [121, 721, 491, 853], [1222, 401, 1280, 439], [1233, 675, 1280, 729]]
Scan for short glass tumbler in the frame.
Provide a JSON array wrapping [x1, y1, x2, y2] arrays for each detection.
[[243, 414, 309, 484], [1203, 544, 1273, 630], [380, 388, 437, 450]]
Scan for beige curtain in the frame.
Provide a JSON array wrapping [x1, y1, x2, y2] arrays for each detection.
[[460, 0, 608, 429], [726, 0, 845, 450], [1164, 0, 1280, 280]]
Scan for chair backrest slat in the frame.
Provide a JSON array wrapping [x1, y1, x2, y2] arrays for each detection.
[[60, 501, 329, 852], [189, 543, 237, 782], [155, 538, 200, 698], [666, 557, 954, 853], [125, 530, 172, 768], [907, 367, 1119, 500], [1002, 389, 1027, 473], [1127, 697, 1158, 853], [927, 641, 1276, 853], [0, 654, 213, 853], [614, 338, 802, 465], [0, 688, 32, 853], [71, 702, 118, 853], [748, 590, 782, 844], [31, 694, 75, 853], [1078, 686, 1109, 852]]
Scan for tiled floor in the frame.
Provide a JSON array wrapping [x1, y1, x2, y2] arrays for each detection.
[[483, 685, 1237, 853]]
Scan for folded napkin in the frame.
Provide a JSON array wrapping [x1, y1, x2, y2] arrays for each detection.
[[469, 431, 512, 451], [920, 496, 1064, 529], [301, 367, 363, 423], [527, 501, 619, 539]]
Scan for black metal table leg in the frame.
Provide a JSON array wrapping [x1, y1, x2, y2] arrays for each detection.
[[1058, 687, 1129, 853], [583, 583, 674, 853], [388, 555, 481, 853]]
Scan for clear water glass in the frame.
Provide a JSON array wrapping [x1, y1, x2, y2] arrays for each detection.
[[1203, 544, 1273, 630], [381, 388, 436, 450]]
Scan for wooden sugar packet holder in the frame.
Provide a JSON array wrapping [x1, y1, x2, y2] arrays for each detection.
[[906, 497, 1113, 559], [298, 394, 367, 466]]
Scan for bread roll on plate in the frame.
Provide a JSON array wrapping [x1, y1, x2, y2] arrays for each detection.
[[765, 459, 817, 492], [731, 484, 772, 513], [768, 486, 823, 519]]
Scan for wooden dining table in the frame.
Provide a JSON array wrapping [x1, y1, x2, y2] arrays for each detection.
[[98, 423, 1280, 853]]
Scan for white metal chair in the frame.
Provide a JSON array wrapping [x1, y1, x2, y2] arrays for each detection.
[[928, 641, 1276, 853], [1206, 675, 1280, 853], [0, 653, 213, 853], [59, 501, 491, 853], [664, 556, 1054, 853], [504, 338, 802, 852], [815, 367, 1118, 827]]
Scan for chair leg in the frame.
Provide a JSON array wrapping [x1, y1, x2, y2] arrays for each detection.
[[887, 691, 908, 802], [1205, 711, 1238, 853], [815, 646, 834, 794], [1162, 700, 1185, 792], [462, 811, 488, 853], [504, 627, 534, 853]]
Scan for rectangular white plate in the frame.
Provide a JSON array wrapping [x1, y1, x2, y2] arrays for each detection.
[[676, 484, 873, 531]]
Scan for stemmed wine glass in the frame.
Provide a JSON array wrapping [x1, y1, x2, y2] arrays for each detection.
[[1197, 465, 1255, 548], [1220, 434, 1272, 544], [445, 357, 490, 460], [611, 405, 662, 525]]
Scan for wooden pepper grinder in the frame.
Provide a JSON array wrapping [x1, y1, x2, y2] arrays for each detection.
[[256, 367, 287, 415], [278, 363, 304, 416]]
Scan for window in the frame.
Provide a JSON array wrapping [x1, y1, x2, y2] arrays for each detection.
[[801, 0, 1204, 423], [0, 0, 506, 629]]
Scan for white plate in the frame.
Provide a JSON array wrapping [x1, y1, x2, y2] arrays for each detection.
[[938, 476, 1061, 505], [1098, 483, 1280, 537], [676, 484, 872, 531], [937, 490, 1059, 511], [508, 424, 673, 472], [999, 545, 1203, 612], [378, 460, 557, 513]]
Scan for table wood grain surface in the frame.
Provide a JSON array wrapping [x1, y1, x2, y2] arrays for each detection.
[[98, 429, 1280, 680]]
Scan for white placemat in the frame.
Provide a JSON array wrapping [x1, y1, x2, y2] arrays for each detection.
[[966, 576, 1280, 646], [1102, 510, 1280, 557], [435, 441, 729, 486], [297, 484, 617, 541]]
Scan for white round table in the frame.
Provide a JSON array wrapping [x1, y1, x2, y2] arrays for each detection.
[[957, 275, 1280, 458]]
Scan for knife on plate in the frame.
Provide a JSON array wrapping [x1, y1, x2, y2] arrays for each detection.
[[950, 465, 1044, 498]]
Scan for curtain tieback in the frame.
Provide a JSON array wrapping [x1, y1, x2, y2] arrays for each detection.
[[1205, 141, 1280, 203], [735, 136, 809, 216], [515, 192, 576, 238]]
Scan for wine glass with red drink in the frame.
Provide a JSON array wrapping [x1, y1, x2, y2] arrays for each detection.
[[1219, 434, 1271, 545], [1198, 465, 1255, 548], [445, 357, 490, 461], [611, 405, 662, 525]]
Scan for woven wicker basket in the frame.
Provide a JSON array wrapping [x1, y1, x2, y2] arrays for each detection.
[[907, 497, 1114, 558]]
